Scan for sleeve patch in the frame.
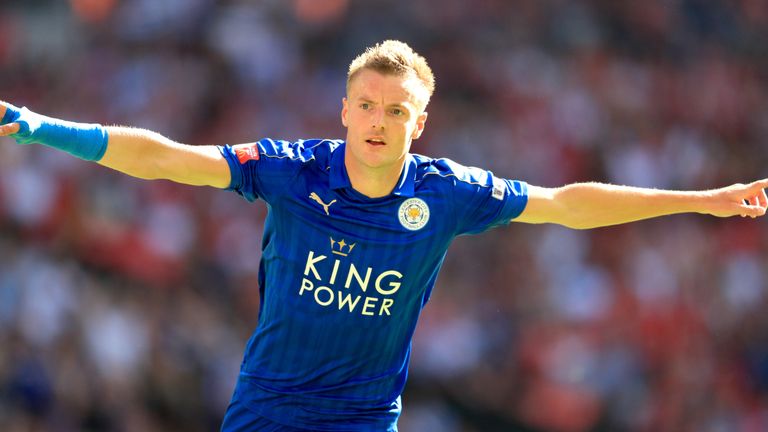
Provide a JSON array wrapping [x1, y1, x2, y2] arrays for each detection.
[[233, 143, 260, 164], [492, 176, 505, 200]]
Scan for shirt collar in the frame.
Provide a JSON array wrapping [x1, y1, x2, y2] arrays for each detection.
[[330, 142, 416, 197]]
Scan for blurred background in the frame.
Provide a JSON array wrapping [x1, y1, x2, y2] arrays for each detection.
[[2, 0, 768, 431]]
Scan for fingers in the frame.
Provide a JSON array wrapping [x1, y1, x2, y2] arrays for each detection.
[[737, 203, 767, 218], [748, 178, 768, 192], [738, 206, 759, 218], [0, 102, 20, 136], [0, 122, 19, 136], [0, 101, 18, 126], [738, 179, 768, 217]]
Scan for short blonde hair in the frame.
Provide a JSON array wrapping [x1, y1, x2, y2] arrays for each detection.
[[347, 40, 435, 108]]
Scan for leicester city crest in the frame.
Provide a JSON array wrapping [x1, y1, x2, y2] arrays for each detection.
[[398, 198, 430, 231]]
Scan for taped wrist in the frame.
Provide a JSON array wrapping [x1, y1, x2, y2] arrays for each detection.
[[3, 104, 108, 161]]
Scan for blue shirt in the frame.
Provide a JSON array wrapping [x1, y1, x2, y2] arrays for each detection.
[[219, 139, 528, 431]]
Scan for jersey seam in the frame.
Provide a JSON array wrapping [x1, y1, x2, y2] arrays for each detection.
[[416, 171, 493, 187], [257, 140, 318, 203], [260, 153, 316, 161]]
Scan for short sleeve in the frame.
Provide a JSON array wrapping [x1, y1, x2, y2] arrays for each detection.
[[451, 165, 528, 236], [218, 138, 317, 203]]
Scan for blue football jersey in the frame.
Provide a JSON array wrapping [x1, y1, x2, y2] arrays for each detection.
[[218, 139, 528, 431]]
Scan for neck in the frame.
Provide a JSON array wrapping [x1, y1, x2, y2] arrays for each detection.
[[345, 155, 406, 199]]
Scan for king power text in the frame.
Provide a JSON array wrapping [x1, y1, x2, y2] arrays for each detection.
[[299, 250, 403, 317]]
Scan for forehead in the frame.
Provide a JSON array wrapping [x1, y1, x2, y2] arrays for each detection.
[[348, 69, 426, 107]]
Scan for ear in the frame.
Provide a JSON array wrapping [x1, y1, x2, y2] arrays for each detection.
[[411, 111, 428, 140], [341, 97, 349, 127]]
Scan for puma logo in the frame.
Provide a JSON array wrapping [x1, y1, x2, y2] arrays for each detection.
[[309, 192, 337, 216]]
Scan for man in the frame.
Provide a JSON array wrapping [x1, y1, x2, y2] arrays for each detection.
[[1, 40, 766, 431]]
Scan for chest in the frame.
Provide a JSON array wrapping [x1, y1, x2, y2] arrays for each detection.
[[262, 183, 454, 319], [279, 178, 450, 240]]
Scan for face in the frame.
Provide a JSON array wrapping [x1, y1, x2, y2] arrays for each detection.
[[341, 69, 428, 176]]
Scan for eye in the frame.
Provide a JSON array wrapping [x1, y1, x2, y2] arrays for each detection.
[[360, 103, 370, 110], [391, 108, 404, 116]]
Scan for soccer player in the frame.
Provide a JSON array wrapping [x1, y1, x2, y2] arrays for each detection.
[[1, 40, 766, 431]]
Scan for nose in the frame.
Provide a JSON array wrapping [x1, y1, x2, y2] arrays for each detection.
[[371, 107, 384, 129]]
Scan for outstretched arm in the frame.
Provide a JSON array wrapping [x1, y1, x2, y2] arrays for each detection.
[[0, 102, 231, 188], [98, 126, 230, 188], [515, 181, 768, 229]]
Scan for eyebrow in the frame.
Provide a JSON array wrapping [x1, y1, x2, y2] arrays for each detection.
[[355, 97, 411, 109]]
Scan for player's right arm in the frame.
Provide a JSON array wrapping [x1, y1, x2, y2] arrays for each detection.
[[98, 126, 230, 188], [0, 102, 231, 188]]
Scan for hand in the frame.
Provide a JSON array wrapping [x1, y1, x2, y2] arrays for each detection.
[[707, 179, 768, 218], [0, 102, 21, 136]]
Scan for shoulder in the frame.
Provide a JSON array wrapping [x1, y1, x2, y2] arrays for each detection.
[[412, 153, 495, 190], [256, 138, 343, 166]]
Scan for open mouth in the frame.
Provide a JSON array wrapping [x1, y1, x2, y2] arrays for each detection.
[[366, 139, 386, 146]]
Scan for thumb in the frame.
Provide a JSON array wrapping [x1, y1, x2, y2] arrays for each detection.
[[0, 122, 20, 136]]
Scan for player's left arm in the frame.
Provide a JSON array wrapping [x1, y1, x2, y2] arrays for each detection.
[[513, 180, 768, 229]]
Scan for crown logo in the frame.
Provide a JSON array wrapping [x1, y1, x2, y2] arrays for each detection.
[[330, 237, 356, 256]]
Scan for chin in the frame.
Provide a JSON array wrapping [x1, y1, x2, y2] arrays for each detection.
[[360, 157, 388, 169], [356, 149, 387, 165], [347, 144, 403, 170]]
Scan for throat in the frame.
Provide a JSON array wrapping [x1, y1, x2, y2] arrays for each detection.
[[345, 161, 404, 199], [349, 171, 400, 198]]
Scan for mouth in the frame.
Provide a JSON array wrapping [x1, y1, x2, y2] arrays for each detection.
[[366, 138, 386, 146]]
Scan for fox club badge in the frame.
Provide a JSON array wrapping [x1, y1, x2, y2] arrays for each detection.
[[398, 198, 430, 231]]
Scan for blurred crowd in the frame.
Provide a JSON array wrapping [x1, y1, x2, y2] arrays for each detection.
[[2, 0, 768, 431]]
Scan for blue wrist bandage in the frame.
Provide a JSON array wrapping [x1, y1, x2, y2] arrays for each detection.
[[2, 104, 108, 162]]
